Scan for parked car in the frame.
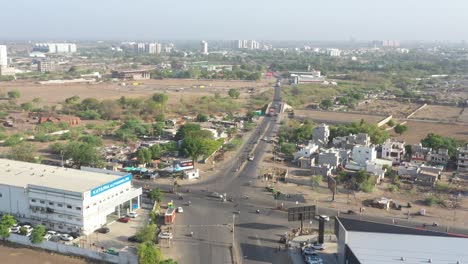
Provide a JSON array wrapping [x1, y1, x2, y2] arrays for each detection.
[[127, 212, 138, 218], [302, 247, 315, 256], [96, 227, 110, 234], [158, 232, 173, 239], [46, 230, 60, 237], [177, 207, 184, 213], [310, 242, 325, 250], [9, 225, 20, 233], [69, 232, 80, 239], [60, 234, 74, 241], [21, 225, 34, 236], [127, 235, 142, 243], [43, 233, 52, 241], [118, 217, 131, 223], [104, 248, 119, 256]]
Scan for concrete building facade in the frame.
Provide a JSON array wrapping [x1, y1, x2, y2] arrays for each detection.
[[0, 159, 142, 235], [458, 144, 468, 173], [381, 139, 406, 164]]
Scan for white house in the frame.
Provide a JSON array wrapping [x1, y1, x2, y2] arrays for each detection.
[[293, 141, 319, 161], [382, 139, 406, 164], [351, 145, 377, 166]]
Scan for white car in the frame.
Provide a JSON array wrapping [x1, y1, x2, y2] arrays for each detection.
[[248, 155, 254, 161], [177, 207, 183, 213], [22, 225, 34, 236], [9, 225, 20, 233], [60, 234, 74, 241], [43, 233, 52, 241], [315, 215, 330, 221], [127, 212, 138, 218], [158, 232, 173, 239], [47, 230, 59, 237]]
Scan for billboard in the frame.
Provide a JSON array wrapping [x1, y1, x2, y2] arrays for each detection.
[[173, 160, 194, 172], [288, 205, 316, 222], [90, 175, 132, 197]]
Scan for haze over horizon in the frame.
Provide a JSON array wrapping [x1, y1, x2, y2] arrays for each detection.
[[1, 0, 468, 42]]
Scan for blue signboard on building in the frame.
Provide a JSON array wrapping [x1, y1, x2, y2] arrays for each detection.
[[90, 174, 132, 197]]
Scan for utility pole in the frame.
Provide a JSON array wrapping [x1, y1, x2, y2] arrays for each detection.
[[232, 214, 235, 246]]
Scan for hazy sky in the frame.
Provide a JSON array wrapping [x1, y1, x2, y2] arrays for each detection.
[[1, 0, 467, 41]]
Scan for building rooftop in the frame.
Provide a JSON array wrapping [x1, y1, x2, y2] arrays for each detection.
[[0, 159, 128, 194], [347, 231, 468, 264]]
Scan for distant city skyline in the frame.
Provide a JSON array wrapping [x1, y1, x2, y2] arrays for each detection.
[[1, 0, 468, 41]]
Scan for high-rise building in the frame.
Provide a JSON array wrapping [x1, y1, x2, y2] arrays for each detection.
[[200, 40, 208, 55], [0, 45, 7, 67], [155, 43, 162, 54], [135, 43, 146, 53]]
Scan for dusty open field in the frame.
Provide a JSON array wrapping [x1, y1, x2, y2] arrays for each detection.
[[295, 109, 468, 144], [410, 105, 464, 122], [354, 99, 421, 118], [0, 243, 89, 264], [295, 110, 386, 124], [391, 119, 468, 144], [0, 79, 273, 106]]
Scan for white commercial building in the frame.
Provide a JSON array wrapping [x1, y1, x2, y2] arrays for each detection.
[[34, 43, 77, 54], [0, 45, 7, 67], [0, 159, 142, 235]]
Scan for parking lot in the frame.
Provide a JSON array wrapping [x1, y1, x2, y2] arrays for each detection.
[[75, 208, 150, 253]]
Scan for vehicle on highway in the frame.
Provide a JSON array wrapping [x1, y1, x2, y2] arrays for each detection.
[[210, 192, 223, 199], [279, 235, 288, 244], [177, 207, 184, 213], [104, 248, 119, 256], [60, 234, 74, 241], [315, 215, 330, 221], [96, 227, 110, 234], [118, 217, 131, 223], [158, 232, 173, 239], [127, 211, 138, 218]]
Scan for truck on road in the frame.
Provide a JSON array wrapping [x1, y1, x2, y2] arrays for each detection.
[[165, 208, 176, 225]]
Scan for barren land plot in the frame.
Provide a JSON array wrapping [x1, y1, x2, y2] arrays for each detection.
[[391, 120, 468, 144], [0, 79, 272, 105], [294, 110, 385, 124], [410, 105, 463, 122], [353, 99, 421, 118]]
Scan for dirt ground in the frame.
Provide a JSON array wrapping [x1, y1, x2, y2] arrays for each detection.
[[391, 119, 468, 144], [294, 110, 385, 124], [354, 99, 421, 118], [0, 79, 273, 106], [0, 243, 90, 264], [295, 109, 468, 144], [410, 105, 464, 122]]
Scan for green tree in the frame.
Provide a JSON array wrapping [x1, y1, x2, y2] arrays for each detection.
[[63, 141, 104, 168], [137, 242, 162, 264], [136, 148, 152, 165], [30, 224, 46, 244], [181, 136, 204, 161], [65, 95, 80, 104], [175, 123, 201, 140], [160, 259, 178, 264], [20, 102, 33, 111], [228, 89, 240, 99], [421, 133, 459, 159], [394, 124, 408, 135], [8, 142, 38, 162], [136, 224, 158, 243], [149, 188, 163, 203], [7, 90, 20, 99], [152, 93, 169, 105], [386, 119, 395, 127], [196, 113, 208, 122], [311, 175, 323, 188], [319, 99, 333, 109], [0, 214, 16, 240]]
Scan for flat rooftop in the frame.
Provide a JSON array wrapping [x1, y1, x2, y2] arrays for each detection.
[[0, 159, 128, 194], [348, 231, 468, 264]]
